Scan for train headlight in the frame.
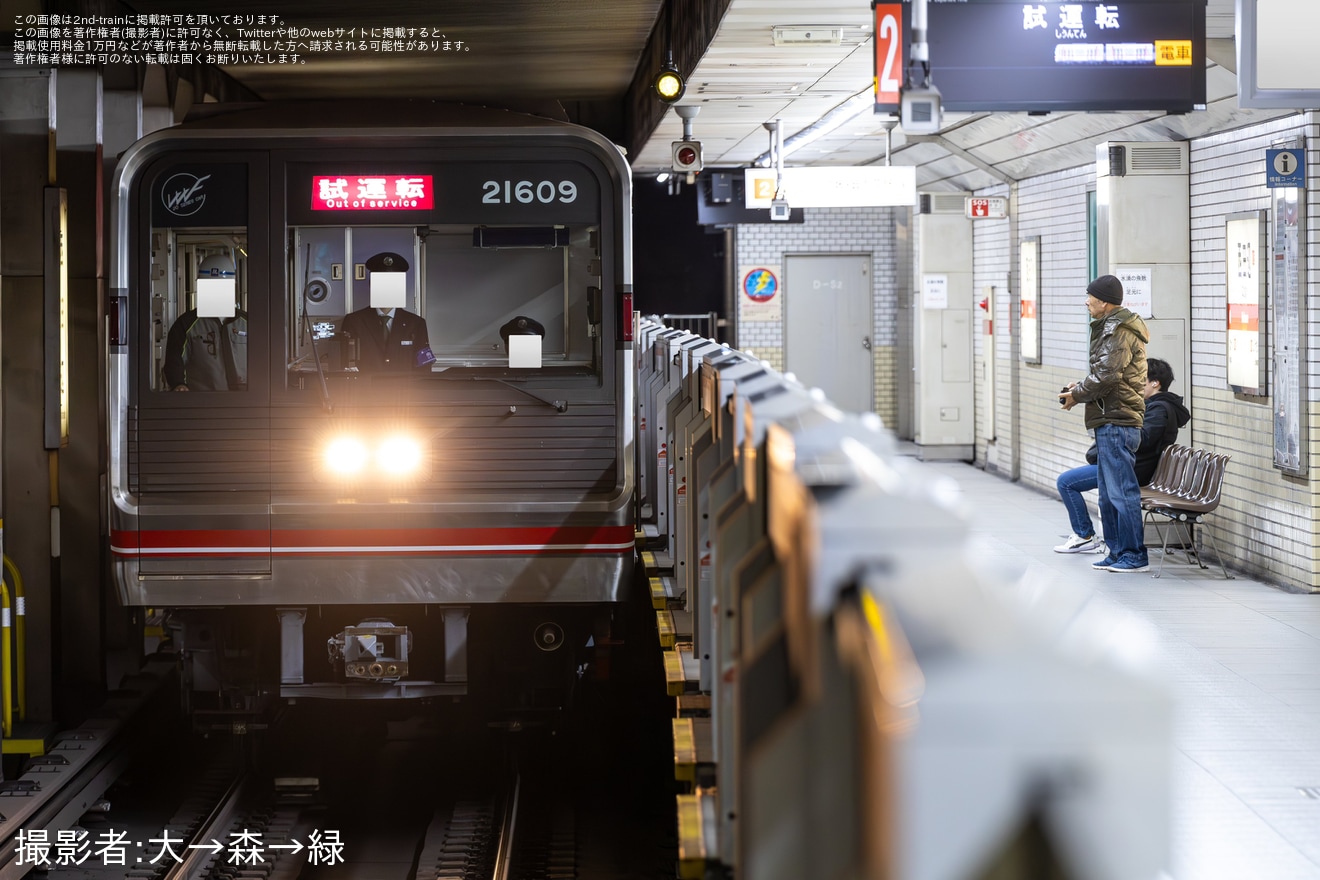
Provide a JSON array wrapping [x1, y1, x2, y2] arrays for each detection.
[[376, 435, 424, 478], [324, 436, 369, 475]]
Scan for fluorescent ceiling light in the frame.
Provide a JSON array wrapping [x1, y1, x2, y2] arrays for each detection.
[[772, 26, 843, 47], [754, 89, 877, 166]]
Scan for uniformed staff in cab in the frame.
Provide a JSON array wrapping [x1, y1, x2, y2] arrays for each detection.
[[338, 251, 435, 372], [164, 253, 249, 391]]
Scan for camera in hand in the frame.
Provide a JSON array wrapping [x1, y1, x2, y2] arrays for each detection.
[[1059, 386, 1070, 406]]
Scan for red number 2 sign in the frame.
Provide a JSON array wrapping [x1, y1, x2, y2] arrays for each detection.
[[873, 3, 905, 112]]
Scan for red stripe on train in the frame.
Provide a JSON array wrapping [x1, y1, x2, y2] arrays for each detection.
[[110, 526, 635, 556]]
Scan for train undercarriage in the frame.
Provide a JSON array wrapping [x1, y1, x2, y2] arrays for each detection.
[[159, 600, 626, 728]]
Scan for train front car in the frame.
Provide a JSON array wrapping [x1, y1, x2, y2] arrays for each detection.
[[108, 103, 635, 713]]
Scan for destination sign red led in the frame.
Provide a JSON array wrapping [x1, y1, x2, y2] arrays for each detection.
[[311, 175, 434, 210]]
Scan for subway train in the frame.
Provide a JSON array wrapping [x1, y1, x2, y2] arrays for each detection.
[[107, 101, 635, 709]]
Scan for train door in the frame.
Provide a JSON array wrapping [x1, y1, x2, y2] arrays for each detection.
[[133, 157, 272, 578]]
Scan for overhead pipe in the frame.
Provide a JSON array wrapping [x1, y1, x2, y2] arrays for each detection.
[[911, 0, 930, 86], [0, 567, 11, 737], [751, 90, 873, 167], [4, 555, 25, 720], [760, 120, 785, 197]]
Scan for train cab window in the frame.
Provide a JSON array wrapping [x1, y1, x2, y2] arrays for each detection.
[[423, 225, 597, 371], [287, 223, 600, 387], [289, 226, 422, 381], [150, 232, 250, 393]]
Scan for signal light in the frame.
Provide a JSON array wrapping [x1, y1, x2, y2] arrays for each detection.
[[672, 141, 703, 174], [654, 62, 685, 103]]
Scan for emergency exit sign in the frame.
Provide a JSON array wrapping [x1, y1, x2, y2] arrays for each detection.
[[966, 197, 1008, 219]]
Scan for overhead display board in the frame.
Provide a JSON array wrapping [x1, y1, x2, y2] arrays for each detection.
[[913, 0, 1207, 113]]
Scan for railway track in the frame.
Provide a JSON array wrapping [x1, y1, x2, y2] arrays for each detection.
[[0, 587, 674, 880], [2, 708, 670, 880]]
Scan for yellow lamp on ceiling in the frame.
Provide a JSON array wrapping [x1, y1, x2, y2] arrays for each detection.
[[654, 61, 685, 104]]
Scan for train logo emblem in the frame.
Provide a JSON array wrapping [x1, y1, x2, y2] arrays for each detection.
[[161, 172, 211, 216], [742, 268, 778, 302]]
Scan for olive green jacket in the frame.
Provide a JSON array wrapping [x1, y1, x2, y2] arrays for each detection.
[[1072, 307, 1149, 430]]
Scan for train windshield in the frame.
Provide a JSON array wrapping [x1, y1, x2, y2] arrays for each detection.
[[288, 223, 602, 389], [140, 154, 612, 404]]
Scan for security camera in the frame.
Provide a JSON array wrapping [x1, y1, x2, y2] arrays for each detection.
[[900, 83, 943, 135], [672, 140, 703, 174], [769, 198, 790, 221]]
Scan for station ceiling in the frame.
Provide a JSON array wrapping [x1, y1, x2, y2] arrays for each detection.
[[112, 0, 1282, 194]]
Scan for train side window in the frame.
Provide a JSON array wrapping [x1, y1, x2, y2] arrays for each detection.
[[150, 231, 250, 393]]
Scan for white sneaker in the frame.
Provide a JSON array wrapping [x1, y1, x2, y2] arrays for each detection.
[[1054, 533, 1102, 553], [1092, 541, 1110, 555]]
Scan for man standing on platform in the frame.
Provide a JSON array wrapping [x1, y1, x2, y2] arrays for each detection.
[[1059, 274, 1151, 573]]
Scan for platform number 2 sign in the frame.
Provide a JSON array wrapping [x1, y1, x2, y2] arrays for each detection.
[[873, 4, 905, 112]]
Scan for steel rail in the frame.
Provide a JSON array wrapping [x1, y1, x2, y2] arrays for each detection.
[[158, 774, 248, 880], [489, 773, 521, 880]]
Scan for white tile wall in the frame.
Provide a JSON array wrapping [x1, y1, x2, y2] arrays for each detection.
[[1007, 166, 1102, 494], [1021, 166, 1096, 373], [735, 207, 904, 425], [1185, 114, 1320, 590]]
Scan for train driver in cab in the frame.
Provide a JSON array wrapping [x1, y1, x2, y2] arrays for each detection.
[[163, 253, 248, 392], [339, 251, 435, 372]]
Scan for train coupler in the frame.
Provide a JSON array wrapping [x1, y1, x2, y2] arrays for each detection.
[[327, 620, 412, 682]]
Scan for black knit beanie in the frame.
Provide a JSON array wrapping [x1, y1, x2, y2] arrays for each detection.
[[1087, 274, 1124, 305]]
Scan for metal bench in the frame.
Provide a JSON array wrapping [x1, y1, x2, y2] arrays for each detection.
[[1140, 444, 1233, 579]]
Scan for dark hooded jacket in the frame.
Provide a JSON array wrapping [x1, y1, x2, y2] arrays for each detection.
[[1135, 390, 1191, 484], [1088, 390, 1191, 484], [1071, 307, 1149, 430]]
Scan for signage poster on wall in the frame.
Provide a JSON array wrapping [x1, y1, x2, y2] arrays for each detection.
[[1113, 266, 1153, 317], [739, 265, 782, 322], [922, 274, 949, 309], [1019, 237, 1041, 364], [1225, 213, 1266, 396]]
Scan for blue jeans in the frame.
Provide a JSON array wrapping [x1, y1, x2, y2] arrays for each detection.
[[1095, 423, 1147, 565], [1057, 464, 1098, 538]]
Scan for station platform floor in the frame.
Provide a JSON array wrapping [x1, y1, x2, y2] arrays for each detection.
[[904, 448, 1320, 880]]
